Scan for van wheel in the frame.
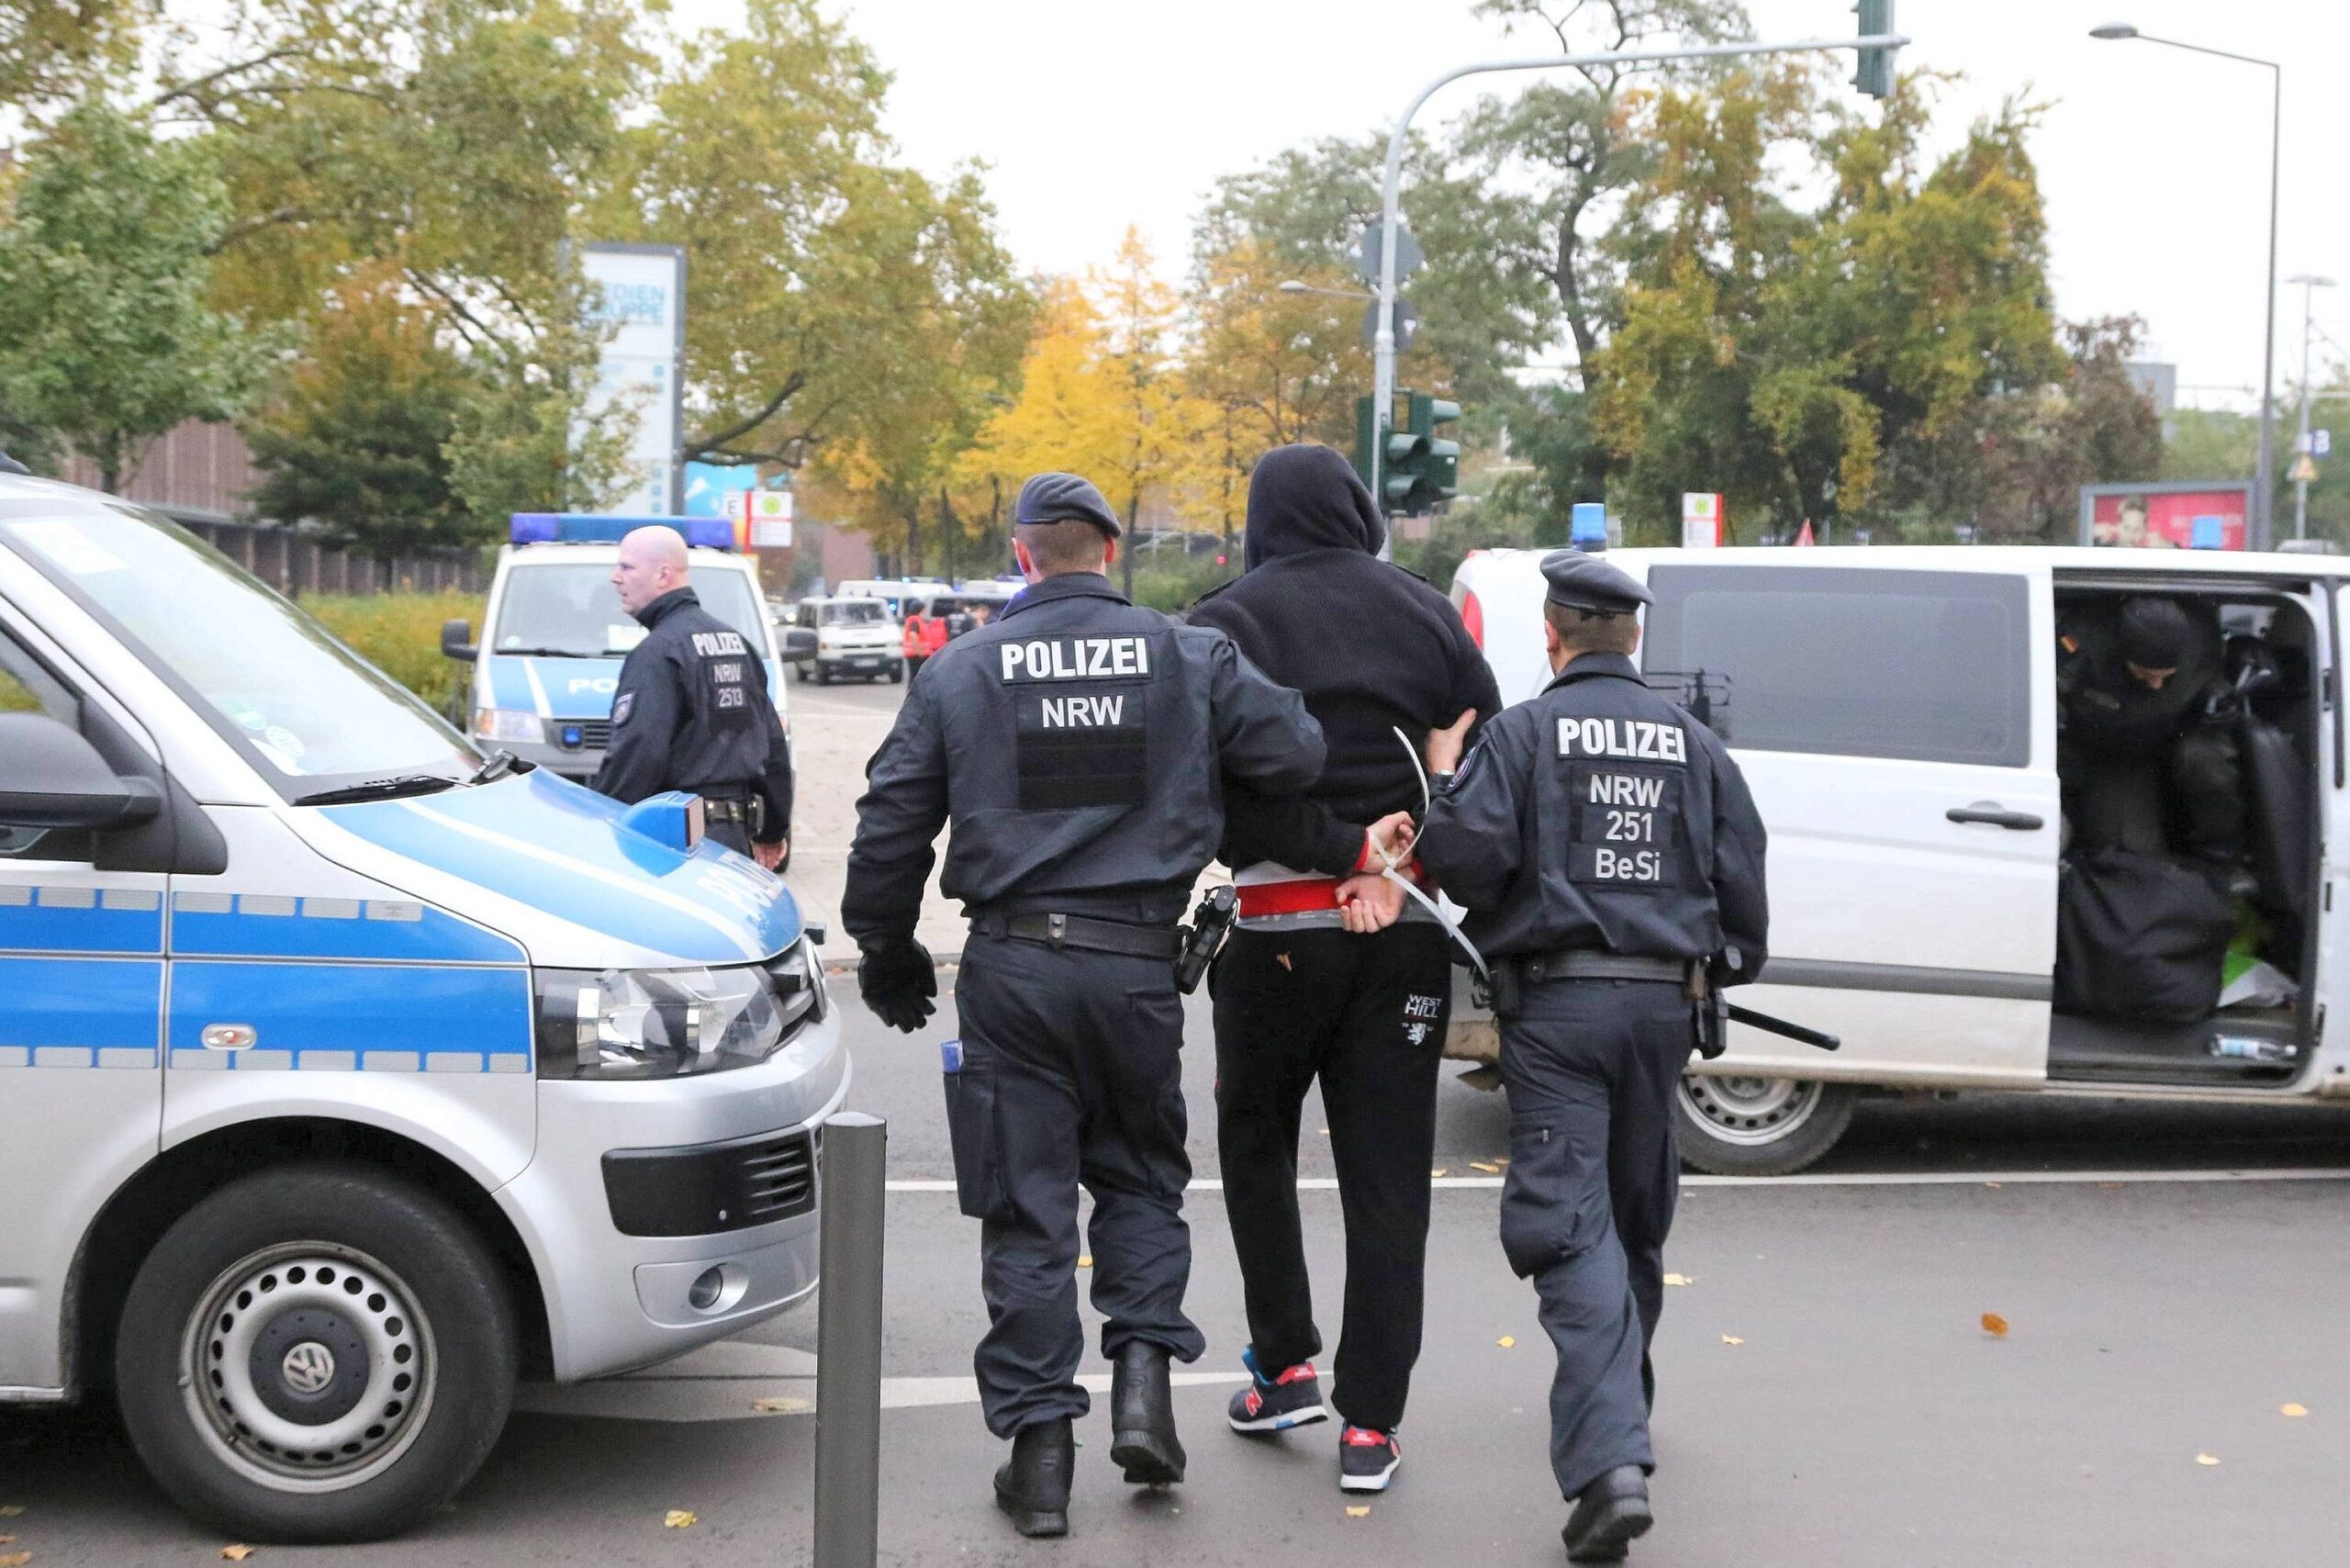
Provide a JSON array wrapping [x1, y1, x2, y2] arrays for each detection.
[[794, 663, 810, 684], [115, 1165, 517, 1544], [888, 661, 905, 684], [814, 662, 833, 686], [1675, 1075, 1856, 1177]]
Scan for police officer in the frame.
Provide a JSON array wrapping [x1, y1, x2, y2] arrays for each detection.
[[592, 526, 791, 868], [844, 472, 1326, 1540], [2057, 595, 2242, 864], [1393, 549, 1768, 1563]]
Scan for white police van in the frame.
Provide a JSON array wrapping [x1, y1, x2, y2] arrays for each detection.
[[0, 475, 845, 1540], [1448, 543, 2350, 1174], [442, 513, 788, 782]]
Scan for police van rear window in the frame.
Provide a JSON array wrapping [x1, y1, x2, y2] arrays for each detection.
[[1644, 565, 2031, 767]]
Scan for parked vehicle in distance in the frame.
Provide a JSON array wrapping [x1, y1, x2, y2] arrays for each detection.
[[794, 595, 903, 684], [1447, 543, 2350, 1176], [441, 514, 789, 784]]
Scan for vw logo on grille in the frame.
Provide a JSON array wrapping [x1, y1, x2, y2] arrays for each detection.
[[281, 1340, 338, 1394]]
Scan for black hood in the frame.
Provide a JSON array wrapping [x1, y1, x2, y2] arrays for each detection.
[[1244, 443, 1385, 569]]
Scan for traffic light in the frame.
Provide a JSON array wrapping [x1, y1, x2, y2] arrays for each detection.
[[1357, 390, 1462, 515], [1853, 0, 1896, 100]]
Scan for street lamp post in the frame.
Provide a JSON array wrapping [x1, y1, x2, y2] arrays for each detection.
[[1366, 29, 1908, 509], [2091, 23, 2282, 551], [2288, 273, 2334, 540]]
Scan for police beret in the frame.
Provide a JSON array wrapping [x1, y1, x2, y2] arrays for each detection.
[[1540, 547, 1653, 615], [1015, 472, 1123, 539]]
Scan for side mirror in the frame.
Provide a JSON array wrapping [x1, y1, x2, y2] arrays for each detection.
[[782, 626, 818, 662], [0, 713, 163, 830], [442, 618, 478, 662]]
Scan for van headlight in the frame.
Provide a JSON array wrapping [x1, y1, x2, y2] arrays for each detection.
[[535, 938, 826, 1081], [476, 708, 546, 745]]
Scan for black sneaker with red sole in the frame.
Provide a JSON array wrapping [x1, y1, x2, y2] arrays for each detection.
[[1338, 1425, 1401, 1492], [1225, 1346, 1329, 1433]]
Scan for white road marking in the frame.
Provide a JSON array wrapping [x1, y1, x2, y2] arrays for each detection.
[[885, 1168, 2350, 1194], [515, 1338, 1249, 1425]]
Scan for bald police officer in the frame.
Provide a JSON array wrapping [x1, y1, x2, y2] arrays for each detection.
[[592, 525, 792, 867], [845, 472, 1326, 1540], [1395, 550, 1767, 1562]]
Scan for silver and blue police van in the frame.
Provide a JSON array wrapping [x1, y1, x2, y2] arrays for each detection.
[[442, 512, 789, 783], [0, 475, 845, 1540]]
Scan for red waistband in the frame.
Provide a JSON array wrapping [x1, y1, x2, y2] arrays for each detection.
[[1235, 868, 1424, 920]]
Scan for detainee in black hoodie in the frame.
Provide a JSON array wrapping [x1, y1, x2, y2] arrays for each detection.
[[1186, 443, 1501, 1489]]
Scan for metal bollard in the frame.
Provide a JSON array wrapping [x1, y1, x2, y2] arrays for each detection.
[[813, 1112, 888, 1567]]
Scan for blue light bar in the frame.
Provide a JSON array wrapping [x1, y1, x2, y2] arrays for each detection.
[[509, 514, 739, 551]]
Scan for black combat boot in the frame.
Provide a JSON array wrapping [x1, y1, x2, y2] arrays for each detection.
[[1562, 1464, 1652, 1562], [1108, 1341, 1186, 1484], [993, 1417, 1074, 1539]]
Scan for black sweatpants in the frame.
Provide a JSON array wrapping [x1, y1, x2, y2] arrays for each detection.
[[1212, 922, 1450, 1432], [1497, 978, 1692, 1500], [950, 933, 1205, 1439]]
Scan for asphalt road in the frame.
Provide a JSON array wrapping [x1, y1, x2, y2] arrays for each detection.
[[11, 676, 2350, 1564]]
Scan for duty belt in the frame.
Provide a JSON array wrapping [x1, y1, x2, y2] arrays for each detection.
[[973, 911, 1183, 961], [1514, 951, 1692, 985], [700, 797, 751, 824]]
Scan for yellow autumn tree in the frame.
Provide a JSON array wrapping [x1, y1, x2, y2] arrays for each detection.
[[957, 230, 1220, 590]]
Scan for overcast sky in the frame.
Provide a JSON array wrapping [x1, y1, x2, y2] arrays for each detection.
[[699, 1, 2344, 410]]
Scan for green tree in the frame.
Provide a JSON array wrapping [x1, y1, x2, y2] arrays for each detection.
[[0, 101, 270, 491], [243, 265, 475, 555], [1, 0, 148, 110]]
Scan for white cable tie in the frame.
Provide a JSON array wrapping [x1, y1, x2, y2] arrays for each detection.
[[1375, 725, 1487, 980]]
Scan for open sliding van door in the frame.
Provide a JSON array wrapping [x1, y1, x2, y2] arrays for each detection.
[[1642, 557, 2060, 1096]]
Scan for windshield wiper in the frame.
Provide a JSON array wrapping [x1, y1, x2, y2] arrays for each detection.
[[467, 748, 520, 786], [490, 645, 598, 657], [292, 775, 462, 807]]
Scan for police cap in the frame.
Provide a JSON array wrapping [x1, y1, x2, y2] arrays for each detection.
[[1015, 472, 1123, 539], [2117, 596, 2192, 669], [1540, 548, 1653, 616]]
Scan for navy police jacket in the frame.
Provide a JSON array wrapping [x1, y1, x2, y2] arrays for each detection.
[[844, 572, 1327, 944], [1416, 652, 1769, 981], [593, 586, 793, 837]]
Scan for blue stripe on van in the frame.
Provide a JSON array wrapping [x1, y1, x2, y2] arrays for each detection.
[[0, 886, 163, 955], [167, 961, 532, 1071], [0, 956, 162, 1059], [325, 770, 800, 964], [168, 893, 524, 963]]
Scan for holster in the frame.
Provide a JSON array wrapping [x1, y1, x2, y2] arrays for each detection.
[[1488, 962, 1522, 1018], [1689, 961, 1728, 1060]]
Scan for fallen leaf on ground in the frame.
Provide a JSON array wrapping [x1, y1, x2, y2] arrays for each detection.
[[1985, 1182, 2003, 1189], [665, 1510, 699, 1529], [751, 1396, 811, 1415], [1497, 1336, 1516, 1349], [2098, 1182, 2124, 1191], [221, 1548, 256, 1562], [1470, 1161, 1502, 1174], [0, 1510, 18, 1518], [1430, 1169, 1449, 1178], [0, 1551, 29, 1567], [2282, 1403, 2309, 1417], [1663, 1273, 1694, 1287], [1721, 1336, 1744, 1347], [2195, 1453, 2221, 1466], [1346, 1506, 1371, 1518], [1275, 954, 1292, 971], [1077, 1255, 1092, 1269], [1319, 1127, 1329, 1136], [1981, 1313, 2010, 1338]]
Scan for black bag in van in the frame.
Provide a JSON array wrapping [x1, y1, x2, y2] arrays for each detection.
[[2238, 719, 2311, 915], [2054, 847, 2236, 1024]]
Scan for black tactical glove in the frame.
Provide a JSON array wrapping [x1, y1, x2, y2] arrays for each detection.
[[858, 938, 937, 1034]]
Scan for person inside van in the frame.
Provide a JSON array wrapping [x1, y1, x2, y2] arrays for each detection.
[[2056, 596, 2243, 867]]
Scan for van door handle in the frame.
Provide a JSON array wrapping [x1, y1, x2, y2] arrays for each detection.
[[1946, 805, 2044, 831]]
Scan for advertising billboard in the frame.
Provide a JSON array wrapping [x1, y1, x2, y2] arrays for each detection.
[[578, 242, 686, 517], [2079, 481, 2253, 551]]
